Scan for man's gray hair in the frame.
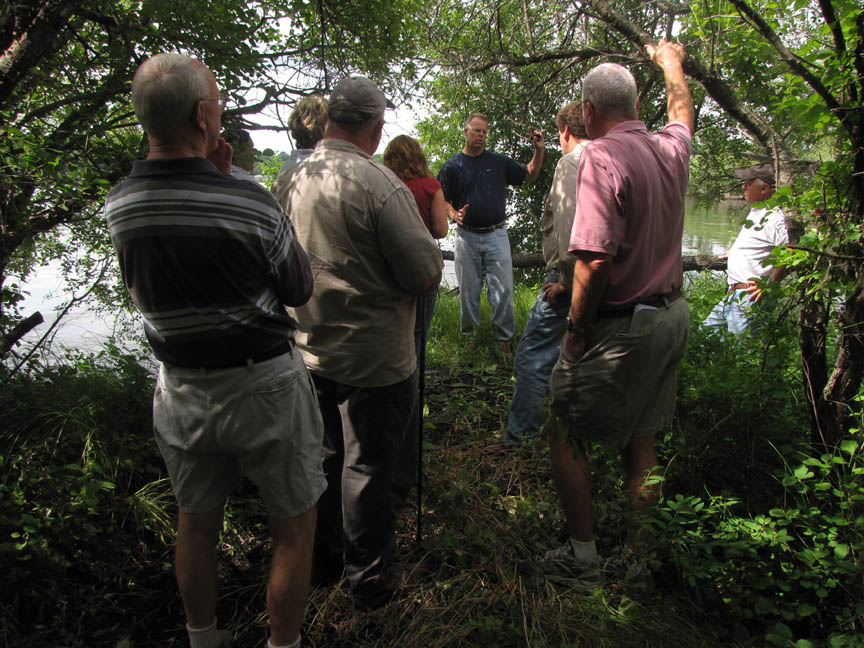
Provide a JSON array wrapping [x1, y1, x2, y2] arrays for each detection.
[[132, 53, 210, 138], [582, 63, 638, 120]]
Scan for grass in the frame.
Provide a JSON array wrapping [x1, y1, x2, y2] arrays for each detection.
[[1, 278, 859, 647]]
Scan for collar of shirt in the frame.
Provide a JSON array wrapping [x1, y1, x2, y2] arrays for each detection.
[[131, 157, 217, 176], [603, 120, 648, 136], [318, 138, 372, 159]]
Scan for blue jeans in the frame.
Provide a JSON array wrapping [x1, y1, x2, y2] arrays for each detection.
[[507, 271, 568, 441], [703, 288, 762, 335], [454, 227, 514, 341]]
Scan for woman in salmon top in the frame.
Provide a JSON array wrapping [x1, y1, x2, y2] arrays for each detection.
[[383, 135, 450, 352]]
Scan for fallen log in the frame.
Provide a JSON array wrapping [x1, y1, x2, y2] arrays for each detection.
[[0, 311, 44, 358], [439, 249, 727, 272]]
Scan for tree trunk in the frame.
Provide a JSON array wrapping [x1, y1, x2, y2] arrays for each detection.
[[798, 296, 830, 446], [822, 279, 864, 445]]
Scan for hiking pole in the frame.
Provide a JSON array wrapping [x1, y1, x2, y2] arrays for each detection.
[[416, 294, 426, 546]]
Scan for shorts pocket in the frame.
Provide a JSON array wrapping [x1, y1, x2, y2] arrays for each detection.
[[253, 369, 300, 394]]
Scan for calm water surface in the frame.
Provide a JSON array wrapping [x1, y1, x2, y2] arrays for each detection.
[[682, 199, 747, 256]]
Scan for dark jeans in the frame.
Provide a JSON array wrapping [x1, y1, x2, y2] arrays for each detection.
[[311, 371, 419, 600]]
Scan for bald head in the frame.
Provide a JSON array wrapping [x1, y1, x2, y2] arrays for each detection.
[[132, 53, 212, 140], [582, 63, 638, 122]]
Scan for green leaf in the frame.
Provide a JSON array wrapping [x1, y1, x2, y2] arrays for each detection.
[[840, 440, 858, 456], [794, 465, 814, 480]]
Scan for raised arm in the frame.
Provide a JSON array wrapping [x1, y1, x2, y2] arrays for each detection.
[[646, 40, 695, 133], [524, 127, 546, 183]]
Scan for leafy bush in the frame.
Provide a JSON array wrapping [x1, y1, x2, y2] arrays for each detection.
[[0, 346, 169, 642]]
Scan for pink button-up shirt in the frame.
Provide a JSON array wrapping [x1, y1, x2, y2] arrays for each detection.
[[569, 120, 691, 307]]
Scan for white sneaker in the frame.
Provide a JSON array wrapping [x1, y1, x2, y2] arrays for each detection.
[[541, 543, 605, 591]]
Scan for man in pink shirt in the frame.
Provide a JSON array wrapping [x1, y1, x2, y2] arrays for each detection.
[[542, 41, 694, 591]]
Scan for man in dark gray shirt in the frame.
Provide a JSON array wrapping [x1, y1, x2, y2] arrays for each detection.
[[106, 53, 325, 648]]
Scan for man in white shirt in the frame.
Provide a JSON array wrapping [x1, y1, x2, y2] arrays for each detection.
[[704, 163, 789, 334]]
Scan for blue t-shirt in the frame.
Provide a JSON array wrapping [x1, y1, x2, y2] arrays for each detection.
[[438, 150, 528, 228]]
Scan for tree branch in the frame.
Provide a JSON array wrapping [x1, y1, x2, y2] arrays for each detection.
[[438, 248, 727, 272], [786, 244, 864, 262], [2, 255, 111, 383], [0, 0, 77, 111], [0, 310, 43, 358], [464, 47, 616, 73], [817, 0, 846, 57], [17, 85, 127, 125], [727, 0, 845, 128], [856, 9, 864, 104], [580, 0, 792, 158]]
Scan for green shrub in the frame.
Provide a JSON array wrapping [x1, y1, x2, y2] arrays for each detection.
[[0, 345, 169, 640]]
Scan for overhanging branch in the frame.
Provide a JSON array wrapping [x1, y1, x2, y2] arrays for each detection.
[[580, 0, 792, 158], [727, 0, 846, 132], [463, 47, 617, 73]]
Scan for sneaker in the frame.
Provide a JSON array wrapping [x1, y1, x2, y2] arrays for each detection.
[[489, 434, 521, 448], [542, 544, 605, 591], [353, 585, 397, 611], [216, 630, 235, 648]]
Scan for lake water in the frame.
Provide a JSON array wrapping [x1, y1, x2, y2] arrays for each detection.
[[18, 199, 748, 353]]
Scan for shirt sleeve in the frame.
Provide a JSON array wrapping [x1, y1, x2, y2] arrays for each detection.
[[438, 161, 455, 203], [661, 122, 693, 152], [767, 208, 790, 246], [268, 204, 314, 306], [551, 152, 581, 282], [568, 146, 624, 256], [504, 155, 529, 186], [376, 184, 444, 296], [423, 176, 442, 199]]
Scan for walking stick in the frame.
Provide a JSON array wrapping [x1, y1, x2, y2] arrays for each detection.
[[416, 294, 427, 546]]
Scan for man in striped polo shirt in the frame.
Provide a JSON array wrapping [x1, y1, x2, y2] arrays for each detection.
[[105, 54, 325, 648]]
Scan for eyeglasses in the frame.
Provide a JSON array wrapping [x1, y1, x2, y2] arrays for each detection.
[[199, 90, 228, 112], [191, 91, 229, 123]]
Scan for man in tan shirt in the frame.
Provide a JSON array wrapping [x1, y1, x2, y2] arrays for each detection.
[[278, 76, 443, 610], [504, 101, 589, 445]]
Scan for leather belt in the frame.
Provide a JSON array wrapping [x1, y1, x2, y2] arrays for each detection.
[[596, 288, 683, 318], [170, 339, 294, 370], [458, 222, 506, 233], [728, 282, 751, 292]]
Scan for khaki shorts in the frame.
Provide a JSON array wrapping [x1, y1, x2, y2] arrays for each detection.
[[153, 349, 327, 518], [549, 297, 689, 449]]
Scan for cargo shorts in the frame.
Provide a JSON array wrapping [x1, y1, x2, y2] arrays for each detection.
[[153, 349, 327, 519], [549, 296, 690, 449]]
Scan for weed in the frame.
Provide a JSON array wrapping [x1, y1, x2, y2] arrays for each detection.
[[0, 283, 861, 646]]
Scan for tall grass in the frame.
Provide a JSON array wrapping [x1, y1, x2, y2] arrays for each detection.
[[426, 282, 539, 369], [0, 278, 860, 646]]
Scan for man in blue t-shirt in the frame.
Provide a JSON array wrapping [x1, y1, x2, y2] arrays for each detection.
[[438, 113, 545, 356]]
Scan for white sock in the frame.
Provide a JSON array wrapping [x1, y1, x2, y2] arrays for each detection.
[[187, 618, 221, 648], [569, 538, 599, 564], [268, 636, 301, 648]]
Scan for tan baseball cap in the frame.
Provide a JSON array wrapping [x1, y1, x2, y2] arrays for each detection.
[[328, 76, 396, 124]]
